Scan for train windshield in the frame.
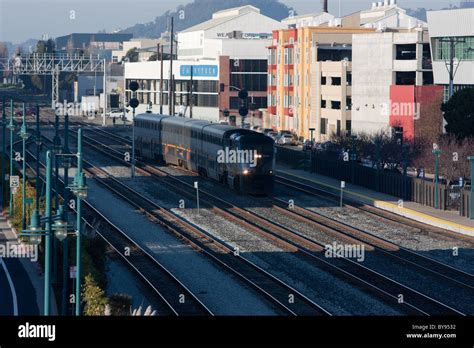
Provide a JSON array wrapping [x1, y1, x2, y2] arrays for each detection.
[[240, 141, 274, 157]]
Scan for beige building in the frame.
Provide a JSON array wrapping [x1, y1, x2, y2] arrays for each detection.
[[267, 27, 374, 141]]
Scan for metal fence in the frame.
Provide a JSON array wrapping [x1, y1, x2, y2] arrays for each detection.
[[275, 147, 472, 215]]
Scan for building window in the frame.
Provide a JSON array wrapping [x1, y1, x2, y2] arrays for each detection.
[[443, 84, 474, 102], [230, 59, 267, 73], [321, 76, 327, 85], [331, 101, 341, 110], [268, 49, 276, 65], [395, 44, 417, 60], [320, 118, 328, 135], [337, 120, 341, 136], [230, 96, 267, 110], [346, 97, 352, 110], [331, 77, 341, 86], [396, 72, 416, 85], [423, 71, 434, 85], [284, 48, 293, 65], [230, 74, 267, 91], [346, 73, 352, 86], [321, 99, 327, 108], [434, 36, 474, 61], [346, 120, 352, 135]]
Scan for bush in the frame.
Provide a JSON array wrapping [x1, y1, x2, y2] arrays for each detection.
[[82, 274, 108, 316]]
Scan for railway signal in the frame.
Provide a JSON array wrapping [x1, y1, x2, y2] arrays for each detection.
[[238, 89, 249, 127], [129, 81, 140, 179]]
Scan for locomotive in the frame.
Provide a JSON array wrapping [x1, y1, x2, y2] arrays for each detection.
[[134, 113, 275, 195]]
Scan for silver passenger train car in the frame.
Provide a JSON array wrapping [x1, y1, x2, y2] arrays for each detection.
[[134, 113, 275, 195]]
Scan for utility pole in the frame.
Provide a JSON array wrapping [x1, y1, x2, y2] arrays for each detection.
[[160, 44, 164, 114], [1, 100, 5, 209], [189, 66, 194, 118], [35, 105, 40, 211], [102, 58, 107, 126], [61, 112, 70, 316], [156, 43, 160, 114], [169, 16, 174, 116]]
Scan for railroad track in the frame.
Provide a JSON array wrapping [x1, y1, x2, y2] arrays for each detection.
[[37, 131, 332, 316], [275, 173, 474, 243], [19, 143, 214, 316], [83, 128, 474, 290], [75, 128, 468, 316], [270, 197, 474, 289]]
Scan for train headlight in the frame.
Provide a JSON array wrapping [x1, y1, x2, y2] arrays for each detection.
[[243, 169, 249, 175]]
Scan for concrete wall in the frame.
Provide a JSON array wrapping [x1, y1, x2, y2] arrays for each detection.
[[352, 32, 394, 135]]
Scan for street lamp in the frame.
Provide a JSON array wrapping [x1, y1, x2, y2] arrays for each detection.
[[20, 150, 53, 316], [65, 127, 87, 316], [23, 128, 86, 316], [1, 100, 6, 208], [6, 100, 15, 216], [19, 104, 30, 231], [432, 148, 442, 209]]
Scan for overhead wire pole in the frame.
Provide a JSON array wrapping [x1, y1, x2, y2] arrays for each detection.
[[189, 66, 194, 118], [102, 58, 107, 126], [156, 43, 160, 113], [1, 100, 5, 209], [160, 44, 164, 114], [169, 16, 174, 116]]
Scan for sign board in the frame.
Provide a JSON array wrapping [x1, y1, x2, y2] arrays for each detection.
[[180, 65, 218, 77], [9, 175, 20, 188], [341, 181, 346, 189], [69, 266, 77, 279], [194, 181, 199, 189]]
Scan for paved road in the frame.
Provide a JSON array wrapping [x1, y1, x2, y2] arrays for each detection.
[[0, 218, 40, 316], [0, 258, 16, 315]]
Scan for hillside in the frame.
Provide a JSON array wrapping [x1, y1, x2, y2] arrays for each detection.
[[120, 0, 295, 38]]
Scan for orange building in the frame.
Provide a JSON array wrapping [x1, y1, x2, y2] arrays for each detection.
[[267, 27, 375, 140]]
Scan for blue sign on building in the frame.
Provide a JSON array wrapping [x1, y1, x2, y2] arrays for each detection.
[[180, 65, 218, 77]]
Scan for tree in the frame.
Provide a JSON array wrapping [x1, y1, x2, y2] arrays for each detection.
[[442, 88, 474, 139], [82, 274, 108, 316], [124, 48, 139, 62]]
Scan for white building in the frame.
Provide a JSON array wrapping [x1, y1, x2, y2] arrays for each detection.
[[360, 0, 425, 30], [349, 0, 432, 136], [177, 5, 283, 60], [112, 39, 161, 63], [427, 8, 474, 102], [125, 5, 283, 125], [281, 12, 335, 28], [124, 60, 220, 121]]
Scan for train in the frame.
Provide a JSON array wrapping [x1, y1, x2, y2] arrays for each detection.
[[134, 113, 275, 195]]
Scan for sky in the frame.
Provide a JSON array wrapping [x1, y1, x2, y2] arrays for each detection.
[[0, 0, 462, 43]]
